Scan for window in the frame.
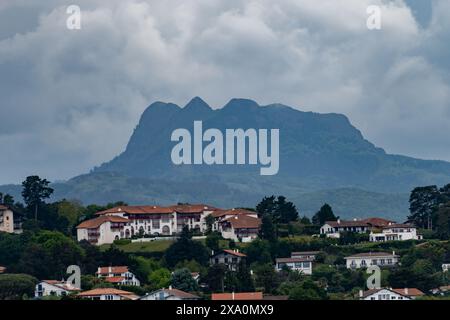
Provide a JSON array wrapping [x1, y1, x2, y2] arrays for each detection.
[[361, 260, 367, 266], [152, 219, 160, 229], [303, 262, 310, 268]]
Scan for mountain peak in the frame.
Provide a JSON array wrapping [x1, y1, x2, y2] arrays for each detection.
[[223, 98, 259, 111], [183, 96, 211, 112]]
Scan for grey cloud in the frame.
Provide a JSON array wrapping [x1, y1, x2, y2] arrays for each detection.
[[0, 0, 449, 184]]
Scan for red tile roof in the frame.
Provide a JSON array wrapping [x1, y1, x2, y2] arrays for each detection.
[[212, 292, 263, 300], [222, 249, 247, 257], [162, 288, 200, 299], [96, 204, 219, 216], [42, 280, 80, 291], [76, 216, 129, 229], [362, 217, 395, 228], [223, 215, 262, 229], [392, 288, 424, 297], [97, 266, 129, 274], [104, 276, 125, 283], [382, 223, 415, 229], [77, 288, 138, 299], [345, 252, 398, 259], [276, 257, 314, 263]]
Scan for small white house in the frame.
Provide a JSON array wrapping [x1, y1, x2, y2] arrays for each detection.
[[96, 266, 140, 286], [345, 252, 399, 269], [210, 249, 246, 271], [140, 288, 200, 300], [320, 220, 369, 238], [370, 223, 422, 242], [360, 288, 424, 300], [275, 257, 313, 275], [0, 205, 22, 234], [35, 280, 79, 298]]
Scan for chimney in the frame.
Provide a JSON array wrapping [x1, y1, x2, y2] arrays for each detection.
[[109, 266, 112, 274], [211, 250, 214, 256], [232, 292, 235, 300], [359, 290, 363, 298], [337, 219, 341, 224], [97, 267, 101, 275], [405, 288, 408, 295], [169, 285, 172, 290], [392, 251, 395, 256]]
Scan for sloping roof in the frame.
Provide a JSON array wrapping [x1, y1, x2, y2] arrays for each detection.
[[211, 208, 256, 218], [223, 215, 262, 229], [97, 266, 129, 274], [104, 277, 125, 283], [392, 288, 424, 297], [96, 204, 219, 216], [212, 292, 263, 300], [276, 257, 313, 263], [361, 288, 424, 298], [291, 251, 319, 256], [76, 216, 129, 229], [163, 288, 200, 299], [362, 217, 395, 228], [77, 288, 138, 299], [222, 249, 247, 257], [345, 252, 398, 259], [382, 223, 415, 229], [324, 220, 369, 228]]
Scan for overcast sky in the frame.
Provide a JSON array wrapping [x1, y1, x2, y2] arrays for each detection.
[[0, 0, 449, 184]]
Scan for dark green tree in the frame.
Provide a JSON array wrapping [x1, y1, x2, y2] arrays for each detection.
[[236, 260, 255, 292], [205, 264, 227, 292], [408, 186, 440, 229], [171, 268, 198, 292], [312, 203, 337, 225], [164, 226, 209, 267], [21, 175, 54, 221], [259, 214, 277, 242], [0, 274, 38, 300]]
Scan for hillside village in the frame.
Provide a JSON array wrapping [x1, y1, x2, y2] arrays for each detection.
[[1, 177, 450, 300]]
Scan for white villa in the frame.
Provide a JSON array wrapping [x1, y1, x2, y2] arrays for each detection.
[[369, 223, 422, 242], [0, 205, 22, 234], [211, 209, 261, 243], [360, 288, 424, 300], [35, 280, 80, 298], [96, 266, 140, 286], [320, 219, 370, 238], [76, 204, 218, 245], [345, 252, 399, 269]]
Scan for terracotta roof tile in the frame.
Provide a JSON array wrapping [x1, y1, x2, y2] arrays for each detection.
[[97, 266, 129, 274], [104, 277, 125, 283], [345, 252, 398, 259], [212, 292, 263, 300], [76, 216, 129, 229], [325, 220, 369, 228], [96, 204, 219, 216], [223, 215, 262, 229], [77, 288, 137, 299], [222, 249, 247, 257]]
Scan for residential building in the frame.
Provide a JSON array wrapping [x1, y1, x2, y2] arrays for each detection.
[[0, 205, 22, 234], [275, 257, 313, 275], [0, 266, 5, 274], [369, 223, 422, 242], [210, 249, 246, 271], [360, 288, 424, 300], [345, 252, 399, 269], [320, 219, 369, 238], [76, 215, 130, 245], [76, 204, 219, 245], [35, 280, 80, 298], [140, 288, 200, 300], [218, 214, 261, 242], [77, 288, 139, 300], [362, 217, 395, 229], [96, 266, 140, 286], [211, 292, 263, 300]]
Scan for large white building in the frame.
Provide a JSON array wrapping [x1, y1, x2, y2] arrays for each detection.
[[320, 220, 370, 238], [0, 205, 22, 234], [345, 252, 399, 269], [76, 204, 218, 245], [369, 223, 422, 242], [96, 266, 140, 286], [360, 288, 424, 300]]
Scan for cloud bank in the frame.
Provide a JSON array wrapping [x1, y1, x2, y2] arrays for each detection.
[[0, 0, 449, 184]]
